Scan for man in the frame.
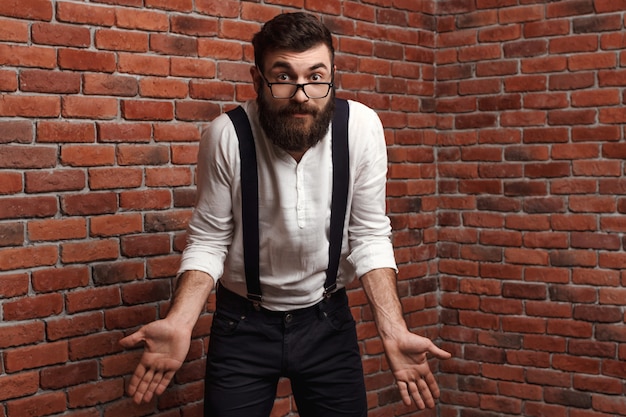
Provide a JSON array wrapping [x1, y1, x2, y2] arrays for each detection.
[[120, 12, 450, 417]]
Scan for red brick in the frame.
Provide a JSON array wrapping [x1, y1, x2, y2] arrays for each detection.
[[4, 341, 68, 372], [95, 28, 149, 52], [0, 18, 29, 42], [550, 34, 597, 54], [116, 144, 170, 165], [568, 52, 617, 71], [83, 73, 138, 96], [154, 123, 201, 142], [90, 213, 143, 237], [0, 273, 29, 297], [0, 321, 44, 349], [121, 99, 174, 121], [25, 169, 86, 193], [32, 22, 91, 47], [176, 100, 222, 122], [121, 279, 171, 305], [20, 69, 80, 94], [0, 245, 58, 271], [0, 371, 39, 401], [119, 189, 173, 210], [524, 19, 570, 38], [46, 312, 103, 341], [0, 120, 33, 144], [97, 122, 151, 142], [28, 217, 87, 241], [37, 121, 96, 143], [89, 167, 143, 190], [105, 305, 157, 330], [145, 0, 192, 10], [121, 234, 170, 257], [40, 361, 99, 390], [0, 196, 57, 220], [0, 171, 21, 195], [171, 56, 217, 78], [145, 166, 193, 187], [172, 145, 198, 165], [478, 24, 521, 43], [139, 77, 188, 99], [0, 0, 52, 20], [60, 239, 119, 263], [150, 33, 197, 56], [56, 2, 116, 26], [66, 286, 121, 314], [115, 7, 168, 31], [68, 378, 125, 407], [0, 94, 60, 117], [147, 255, 182, 278], [58, 49, 116, 72], [118, 52, 170, 76], [144, 210, 191, 232], [62, 96, 118, 119], [31, 266, 90, 292], [60, 145, 116, 167], [3, 292, 63, 321]]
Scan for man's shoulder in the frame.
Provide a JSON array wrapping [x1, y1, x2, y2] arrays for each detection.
[[345, 99, 380, 121], [203, 101, 256, 141]]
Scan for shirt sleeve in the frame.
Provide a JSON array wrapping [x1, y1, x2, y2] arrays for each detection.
[[177, 113, 239, 280], [345, 101, 398, 278]]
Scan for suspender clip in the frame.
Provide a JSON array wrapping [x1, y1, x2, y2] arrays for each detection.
[[324, 283, 337, 298], [247, 293, 262, 311]]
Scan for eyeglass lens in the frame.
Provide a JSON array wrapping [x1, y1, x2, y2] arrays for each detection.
[[271, 83, 331, 99]]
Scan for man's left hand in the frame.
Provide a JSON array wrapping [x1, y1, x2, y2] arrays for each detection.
[[383, 331, 451, 409]]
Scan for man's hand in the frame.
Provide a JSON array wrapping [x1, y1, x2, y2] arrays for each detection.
[[382, 331, 451, 409], [119, 319, 192, 404], [360, 268, 451, 409]]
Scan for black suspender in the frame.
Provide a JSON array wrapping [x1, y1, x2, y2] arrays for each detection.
[[325, 98, 350, 295], [227, 105, 262, 303], [226, 98, 350, 306]]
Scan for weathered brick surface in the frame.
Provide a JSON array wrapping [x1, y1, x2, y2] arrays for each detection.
[[1, 1, 626, 417]]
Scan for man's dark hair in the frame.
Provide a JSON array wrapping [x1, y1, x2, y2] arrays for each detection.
[[252, 12, 335, 72]]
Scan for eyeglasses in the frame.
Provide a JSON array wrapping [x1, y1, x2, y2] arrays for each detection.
[[258, 69, 334, 99]]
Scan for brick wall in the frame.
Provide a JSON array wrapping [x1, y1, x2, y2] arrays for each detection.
[[1, 0, 625, 417], [0, 1, 436, 416], [435, 1, 626, 416]]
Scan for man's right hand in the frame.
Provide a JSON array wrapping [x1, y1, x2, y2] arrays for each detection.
[[119, 319, 192, 404]]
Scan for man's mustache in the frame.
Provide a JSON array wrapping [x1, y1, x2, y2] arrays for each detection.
[[278, 104, 318, 116]]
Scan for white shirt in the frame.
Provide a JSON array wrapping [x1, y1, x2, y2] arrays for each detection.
[[179, 99, 397, 310]]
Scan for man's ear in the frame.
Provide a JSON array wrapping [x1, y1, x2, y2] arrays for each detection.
[[250, 66, 261, 92]]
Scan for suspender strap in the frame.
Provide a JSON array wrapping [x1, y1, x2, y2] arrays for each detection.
[[226, 106, 262, 304], [325, 98, 350, 295], [227, 98, 350, 305]]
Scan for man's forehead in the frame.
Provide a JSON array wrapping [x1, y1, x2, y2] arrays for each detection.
[[263, 44, 333, 70]]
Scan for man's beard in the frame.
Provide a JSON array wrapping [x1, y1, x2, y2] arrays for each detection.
[[257, 89, 335, 152]]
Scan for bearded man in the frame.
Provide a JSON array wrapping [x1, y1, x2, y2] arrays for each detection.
[[120, 12, 450, 417]]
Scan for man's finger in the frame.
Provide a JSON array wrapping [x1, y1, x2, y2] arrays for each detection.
[[119, 331, 144, 349], [427, 343, 452, 359], [417, 378, 435, 408], [398, 381, 412, 406], [408, 380, 425, 410]]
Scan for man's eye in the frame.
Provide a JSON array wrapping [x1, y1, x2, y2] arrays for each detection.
[[311, 74, 323, 82], [277, 74, 290, 82]]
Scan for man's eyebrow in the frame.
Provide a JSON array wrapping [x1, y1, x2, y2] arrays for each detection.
[[269, 61, 330, 72]]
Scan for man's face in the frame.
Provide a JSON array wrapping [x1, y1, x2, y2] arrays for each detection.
[[253, 44, 335, 153]]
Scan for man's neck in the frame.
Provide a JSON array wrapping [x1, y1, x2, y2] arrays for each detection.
[[287, 148, 308, 162]]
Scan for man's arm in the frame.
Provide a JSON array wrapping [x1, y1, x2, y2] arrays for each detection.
[[360, 267, 451, 409], [119, 270, 215, 404]]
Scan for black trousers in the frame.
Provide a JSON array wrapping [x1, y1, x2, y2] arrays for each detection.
[[204, 283, 368, 417]]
